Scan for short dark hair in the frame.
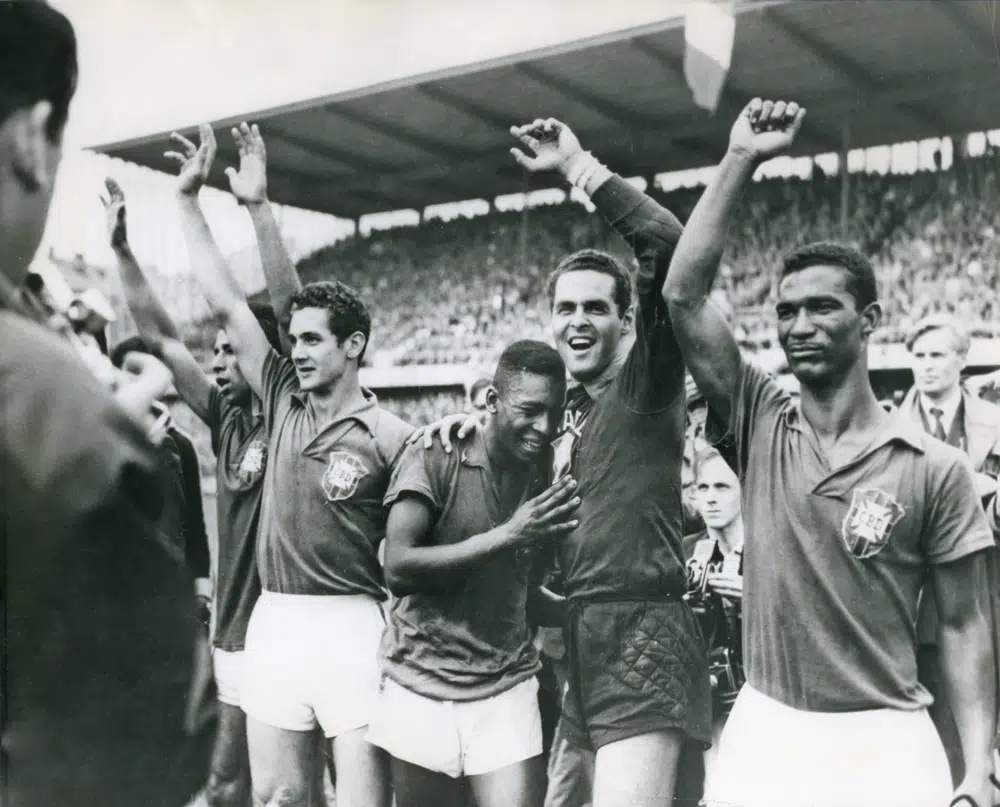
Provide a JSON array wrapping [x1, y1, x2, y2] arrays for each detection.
[[779, 242, 877, 310], [247, 301, 283, 354], [0, 2, 78, 141], [110, 334, 154, 369], [546, 249, 634, 317], [494, 340, 566, 397], [289, 280, 372, 363]]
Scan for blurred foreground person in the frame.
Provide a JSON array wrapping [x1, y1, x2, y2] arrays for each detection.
[[1, 4, 202, 806]]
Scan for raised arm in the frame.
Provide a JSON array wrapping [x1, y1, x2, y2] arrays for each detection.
[[224, 122, 300, 352], [102, 178, 214, 422], [167, 124, 272, 400], [664, 99, 805, 423], [511, 117, 682, 315]]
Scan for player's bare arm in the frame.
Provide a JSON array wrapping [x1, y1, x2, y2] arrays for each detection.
[[665, 98, 806, 423], [932, 550, 997, 807], [226, 121, 300, 353], [168, 124, 272, 400], [384, 476, 579, 597], [102, 178, 214, 423]]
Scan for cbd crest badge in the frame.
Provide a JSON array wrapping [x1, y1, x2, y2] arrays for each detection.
[[841, 487, 905, 560], [321, 451, 369, 502], [237, 440, 267, 483]]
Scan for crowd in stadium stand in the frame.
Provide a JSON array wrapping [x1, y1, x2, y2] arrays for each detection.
[[166, 148, 1000, 478], [283, 150, 1000, 366]]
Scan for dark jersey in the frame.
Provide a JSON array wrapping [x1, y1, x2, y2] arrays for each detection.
[[157, 425, 210, 580], [1, 307, 202, 807], [208, 386, 266, 651], [551, 175, 687, 600]]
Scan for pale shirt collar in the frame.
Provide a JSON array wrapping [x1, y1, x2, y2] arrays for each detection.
[[918, 385, 963, 435]]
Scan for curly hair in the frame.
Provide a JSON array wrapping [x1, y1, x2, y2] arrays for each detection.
[[779, 242, 877, 311], [494, 339, 566, 398], [289, 280, 372, 363]]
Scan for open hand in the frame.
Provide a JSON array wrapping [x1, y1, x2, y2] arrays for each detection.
[[510, 118, 583, 175], [166, 124, 217, 196], [225, 122, 268, 205], [499, 475, 580, 550], [407, 412, 483, 453], [100, 178, 128, 250], [729, 98, 806, 162]]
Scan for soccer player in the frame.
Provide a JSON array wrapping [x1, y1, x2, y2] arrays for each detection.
[[367, 340, 576, 807], [104, 164, 287, 807], [0, 4, 202, 806], [419, 118, 711, 807], [167, 125, 412, 807], [664, 97, 996, 807]]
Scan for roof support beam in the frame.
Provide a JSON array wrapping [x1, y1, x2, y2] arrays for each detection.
[[321, 106, 468, 160], [514, 63, 665, 128], [934, 1, 1000, 62], [415, 84, 517, 130], [764, 8, 948, 135], [630, 35, 841, 155], [264, 124, 398, 172]]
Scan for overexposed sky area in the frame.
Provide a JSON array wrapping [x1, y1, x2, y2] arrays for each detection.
[[37, 0, 685, 283]]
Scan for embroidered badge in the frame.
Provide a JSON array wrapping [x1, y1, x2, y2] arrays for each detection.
[[237, 440, 267, 483], [321, 451, 369, 502], [841, 488, 906, 560]]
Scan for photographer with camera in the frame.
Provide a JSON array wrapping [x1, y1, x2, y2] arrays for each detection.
[[682, 446, 745, 797]]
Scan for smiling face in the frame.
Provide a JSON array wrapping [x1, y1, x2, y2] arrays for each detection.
[[550, 269, 630, 383], [288, 306, 360, 394], [776, 264, 878, 387], [909, 327, 965, 398], [493, 371, 565, 464]]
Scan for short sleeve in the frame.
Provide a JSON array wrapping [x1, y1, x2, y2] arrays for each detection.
[[384, 441, 445, 511], [924, 449, 997, 565], [729, 358, 790, 479], [376, 410, 416, 472], [261, 348, 299, 434]]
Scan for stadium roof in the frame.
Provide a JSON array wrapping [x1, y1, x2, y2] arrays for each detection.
[[97, 0, 1000, 220]]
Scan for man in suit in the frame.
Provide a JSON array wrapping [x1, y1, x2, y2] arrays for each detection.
[[900, 314, 1000, 785]]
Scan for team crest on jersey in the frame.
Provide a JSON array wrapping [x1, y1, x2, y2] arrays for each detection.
[[321, 451, 369, 502], [841, 488, 905, 560], [237, 440, 267, 483]]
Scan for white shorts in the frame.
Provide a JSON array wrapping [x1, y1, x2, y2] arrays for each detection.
[[367, 675, 543, 778], [241, 592, 385, 738], [212, 648, 244, 708], [704, 684, 952, 807]]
